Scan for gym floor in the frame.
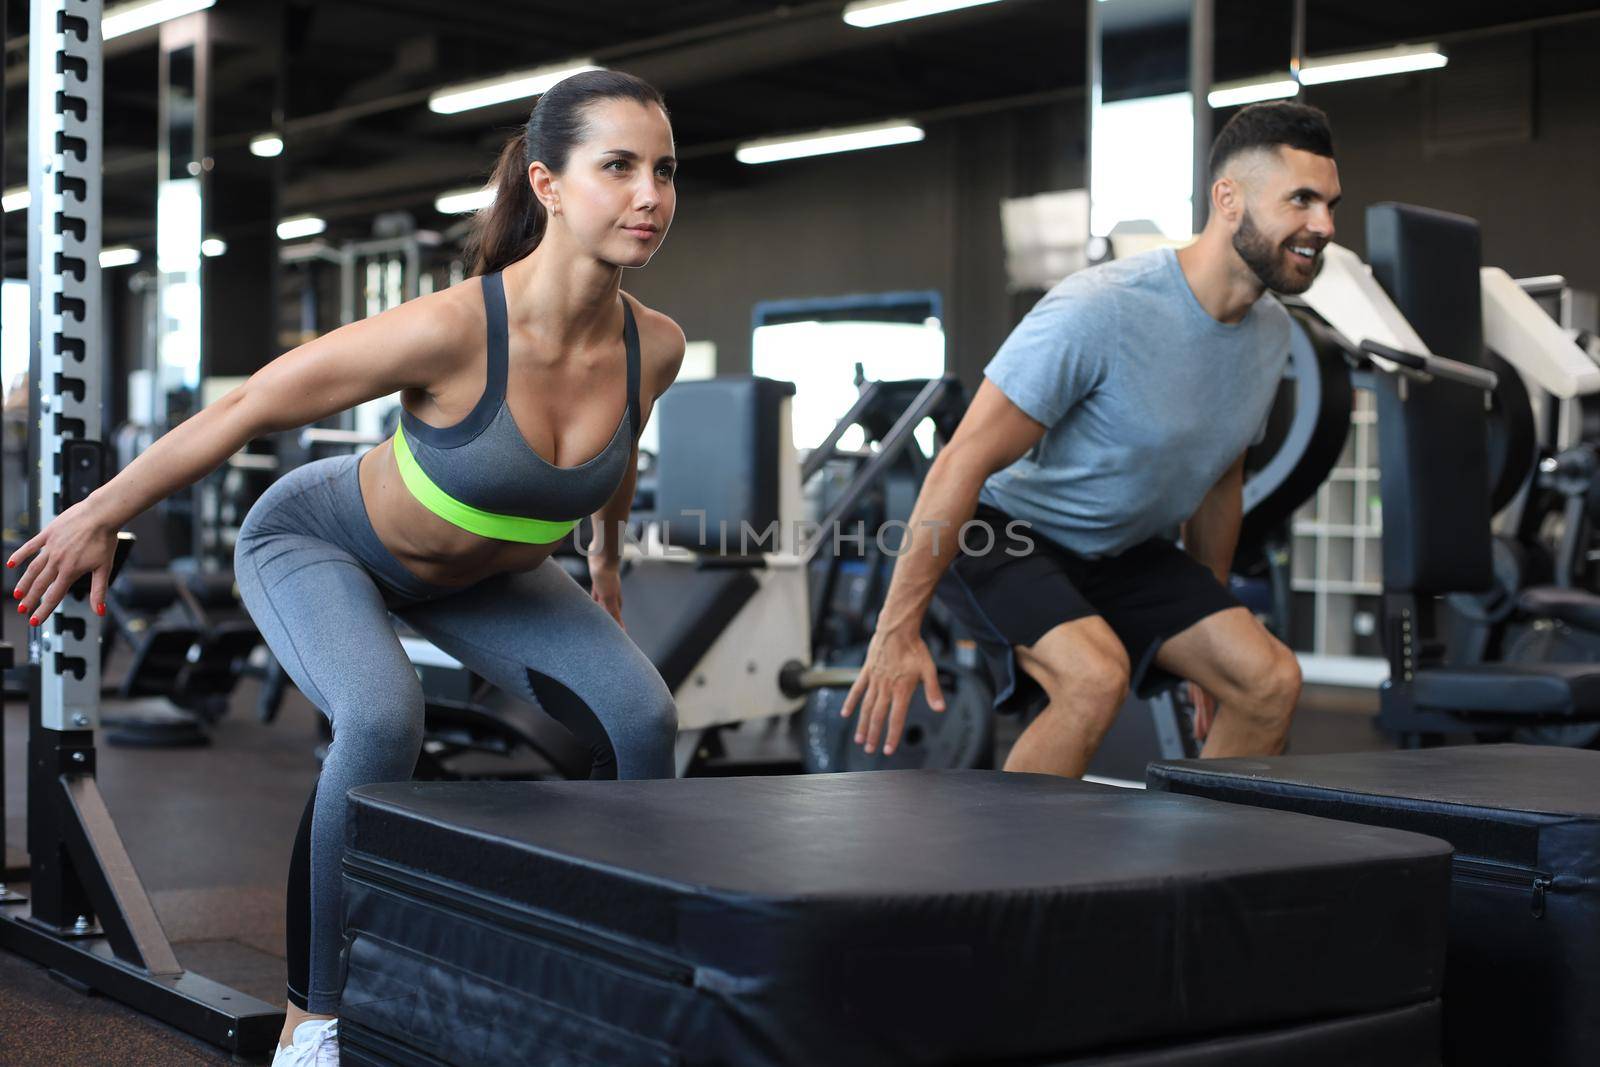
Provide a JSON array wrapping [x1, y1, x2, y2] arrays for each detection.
[[0, 605, 1388, 1064]]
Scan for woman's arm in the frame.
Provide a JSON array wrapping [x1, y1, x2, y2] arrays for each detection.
[[586, 302, 685, 624], [93, 292, 469, 529], [11, 287, 473, 622]]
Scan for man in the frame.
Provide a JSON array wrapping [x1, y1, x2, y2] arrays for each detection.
[[842, 102, 1341, 777]]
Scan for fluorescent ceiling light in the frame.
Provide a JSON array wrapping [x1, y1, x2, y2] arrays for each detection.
[[201, 237, 227, 257], [103, 0, 215, 41], [1208, 77, 1300, 109], [2, 187, 29, 213], [843, 0, 1006, 28], [249, 134, 284, 158], [435, 186, 496, 214], [737, 120, 925, 165], [1300, 43, 1446, 86], [99, 246, 141, 268], [277, 215, 326, 240], [429, 62, 603, 115]]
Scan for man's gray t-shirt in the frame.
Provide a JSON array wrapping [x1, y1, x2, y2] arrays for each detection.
[[980, 248, 1291, 558]]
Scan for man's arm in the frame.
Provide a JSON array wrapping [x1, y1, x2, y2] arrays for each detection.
[[843, 380, 1049, 753], [1181, 453, 1247, 586], [874, 381, 1045, 633]]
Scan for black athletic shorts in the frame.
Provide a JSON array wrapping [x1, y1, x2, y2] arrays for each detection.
[[934, 503, 1242, 715]]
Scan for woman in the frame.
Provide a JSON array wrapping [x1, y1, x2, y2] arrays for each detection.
[[8, 70, 684, 1065]]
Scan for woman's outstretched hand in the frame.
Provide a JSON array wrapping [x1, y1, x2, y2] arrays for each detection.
[[7, 498, 119, 625]]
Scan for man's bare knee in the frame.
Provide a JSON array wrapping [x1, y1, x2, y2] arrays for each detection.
[[1247, 643, 1302, 713], [1024, 630, 1130, 713], [1223, 644, 1301, 737]]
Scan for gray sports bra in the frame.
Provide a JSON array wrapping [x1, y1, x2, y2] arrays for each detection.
[[391, 272, 641, 544]]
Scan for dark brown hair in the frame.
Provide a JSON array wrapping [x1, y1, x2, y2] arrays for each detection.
[[1209, 101, 1334, 180], [465, 69, 669, 276]]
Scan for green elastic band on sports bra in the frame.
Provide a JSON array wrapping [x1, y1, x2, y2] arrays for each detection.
[[392, 428, 578, 545]]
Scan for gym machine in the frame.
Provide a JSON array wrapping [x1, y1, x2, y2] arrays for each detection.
[[0, 3, 279, 1055], [1302, 206, 1600, 747], [1438, 270, 1600, 745]]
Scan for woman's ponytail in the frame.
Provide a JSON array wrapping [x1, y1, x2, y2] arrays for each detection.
[[465, 131, 544, 276]]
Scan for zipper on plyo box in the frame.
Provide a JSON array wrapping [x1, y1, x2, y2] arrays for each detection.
[[343, 853, 695, 986], [1452, 857, 1553, 919]]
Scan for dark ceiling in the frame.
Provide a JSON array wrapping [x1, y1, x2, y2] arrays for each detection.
[[3, 0, 1597, 255]]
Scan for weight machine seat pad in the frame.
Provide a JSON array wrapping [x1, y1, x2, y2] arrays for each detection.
[[1148, 745, 1600, 1067], [1409, 661, 1600, 717], [618, 558, 759, 690], [1516, 585, 1600, 633], [108, 568, 182, 612], [341, 772, 1448, 1066]]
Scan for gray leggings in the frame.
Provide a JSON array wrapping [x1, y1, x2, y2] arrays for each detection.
[[234, 455, 677, 1013]]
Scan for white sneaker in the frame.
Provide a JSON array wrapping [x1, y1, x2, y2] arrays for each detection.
[[271, 1017, 340, 1067]]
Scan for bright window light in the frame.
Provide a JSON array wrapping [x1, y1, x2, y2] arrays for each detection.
[[843, 0, 1007, 28], [736, 121, 924, 165], [201, 236, 227, 257], [157, 179, 202, 273], [160, 278, 202, 373], [1089, 92, 1193, 241], [753, 320, 945, 452], [434, 186, 495, 214], [429, 62, 603, 115], [2, 280, 28, 400], [103, 0, 215, 41], [1300, 44, 1447, 86], [277, 215, 327, 240], [1208, 77, 1300, 109], [249, 134, 284, 158], [99, 246, 141, 269], [2, 187, 28, 213]]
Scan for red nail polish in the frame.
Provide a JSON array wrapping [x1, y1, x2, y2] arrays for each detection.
[[5, 560, 12, 568], [29, 617, 39, 627], [15, 603, 24, 614], [12, 589, 20, 600], [95, 604, 105, 617]]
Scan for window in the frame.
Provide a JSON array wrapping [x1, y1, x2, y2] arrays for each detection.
[[752, 292, 944, 453]]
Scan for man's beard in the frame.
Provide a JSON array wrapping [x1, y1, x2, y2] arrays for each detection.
[[1233, 207, 1322, 295]]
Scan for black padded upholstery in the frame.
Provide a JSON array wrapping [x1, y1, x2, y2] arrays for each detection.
[[1367, 203, 1494, 595], [1485, 351, 1538, 515], [1516, 585, 1600, 632], [342, 772, 1449, 1067], [1148, 745, 1600, 1067], [620, 559, 759, 689], [109, 568, 182, 612], [1412, 661, 1600, 716], [654, 377, 796, 551], [1367, 202, 1484, 367]]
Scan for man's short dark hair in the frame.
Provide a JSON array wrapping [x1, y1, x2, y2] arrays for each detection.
[[1209, 101, 1334, 180]]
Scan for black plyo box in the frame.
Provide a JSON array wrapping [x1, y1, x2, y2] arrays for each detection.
[[1149, 744, 1600, 1067], [338, 771, 1448, 1066]]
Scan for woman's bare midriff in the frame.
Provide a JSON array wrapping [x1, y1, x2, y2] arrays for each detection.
[[356, 442, 564, 588]]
